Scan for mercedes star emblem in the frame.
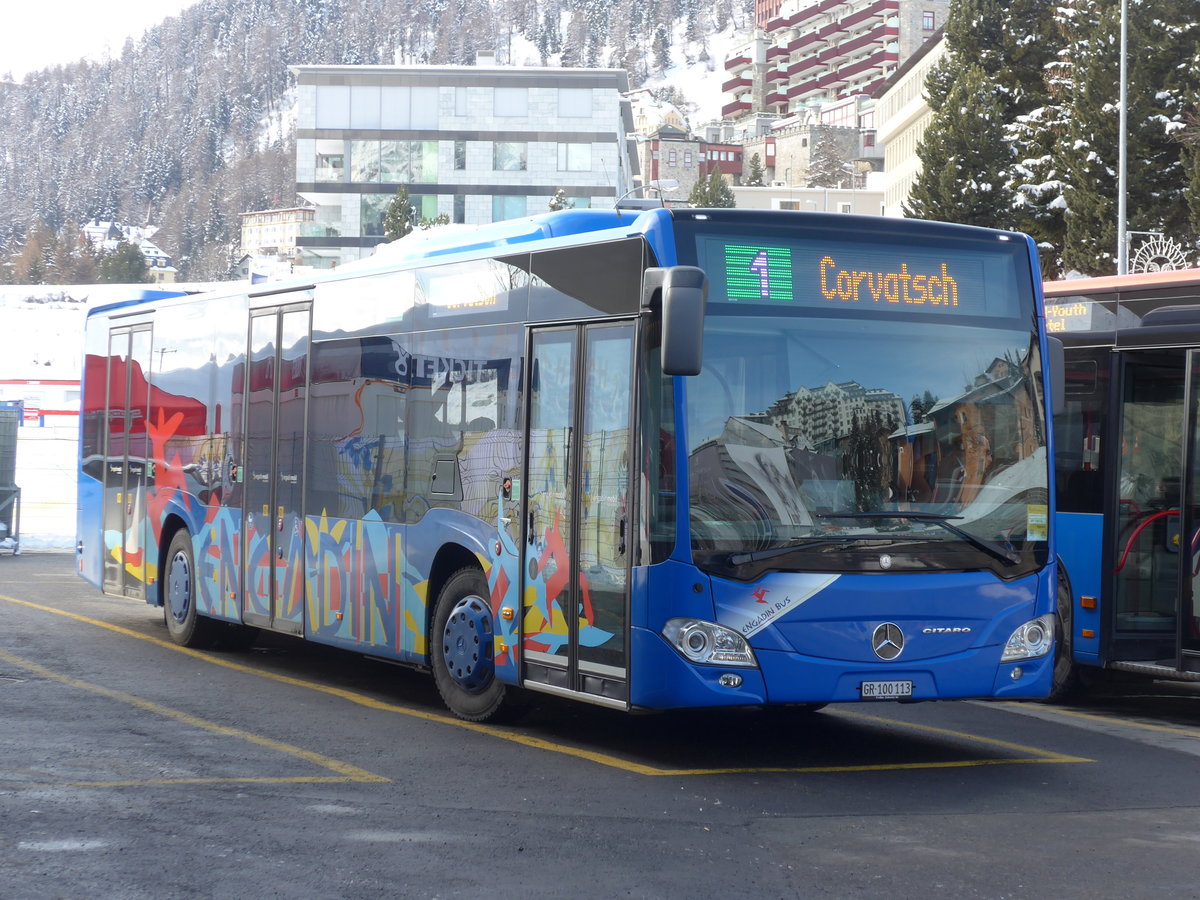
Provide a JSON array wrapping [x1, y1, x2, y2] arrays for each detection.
[[872, 623, 904, 660]]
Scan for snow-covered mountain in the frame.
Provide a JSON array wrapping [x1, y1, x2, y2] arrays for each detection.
[[0, 0, 753, 283]]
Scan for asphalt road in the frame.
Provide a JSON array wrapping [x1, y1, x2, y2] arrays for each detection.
[[3, 552, 1200, 899]]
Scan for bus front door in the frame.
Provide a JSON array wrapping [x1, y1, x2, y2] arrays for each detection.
[[1109, 349, 1195, 671], [521, 322, 635, 708], [103, 324, 152, 601], [242, 302, 311, 635]]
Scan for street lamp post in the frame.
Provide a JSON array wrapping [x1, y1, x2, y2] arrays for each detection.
[[1117, 0, 1129, 275]]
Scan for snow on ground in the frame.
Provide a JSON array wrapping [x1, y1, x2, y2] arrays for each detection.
[[655, 22, 748, 129]]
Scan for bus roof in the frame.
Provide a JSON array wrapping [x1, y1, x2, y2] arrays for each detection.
[[82, 288, 192, 318], [1044, 268, 1200, 297], [87, 208, 1037, 319]]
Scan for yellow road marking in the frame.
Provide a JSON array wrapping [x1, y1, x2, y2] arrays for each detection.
[[833, 708, 1092, 764], [996, 700, 1200, 739], [47, 777, 379, 788], [0, 647, 388, 789], [2, 593, 1091, 775]]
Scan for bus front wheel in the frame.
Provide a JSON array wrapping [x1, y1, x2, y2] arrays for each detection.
[[431, 566, 514, 722], [1045, 570, 1080, 702], [163, 530, 220, 649]]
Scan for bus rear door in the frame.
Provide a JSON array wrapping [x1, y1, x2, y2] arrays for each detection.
[[521, 321, 636, 708], [103, 323, 152, 602]]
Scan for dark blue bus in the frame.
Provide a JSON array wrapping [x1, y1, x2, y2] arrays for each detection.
[[1046, 268, 1200, 695], [78, 207, 1058, 720]]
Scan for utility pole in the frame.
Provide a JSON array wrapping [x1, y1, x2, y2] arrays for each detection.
[[1116, 0, 1129, 275]]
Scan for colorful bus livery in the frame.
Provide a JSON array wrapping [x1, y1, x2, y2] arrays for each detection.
[[79, 207, 1059, 721]]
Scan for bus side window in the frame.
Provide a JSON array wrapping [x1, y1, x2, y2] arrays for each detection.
[[405, 327, 522, 526], [308, 335, 410, 523], [1055, 352, 1106, 515]]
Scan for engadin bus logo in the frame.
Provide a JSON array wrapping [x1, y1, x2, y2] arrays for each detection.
[[724, 574, 840, 639]]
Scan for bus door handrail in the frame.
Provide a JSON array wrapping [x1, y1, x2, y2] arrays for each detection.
[[1114, 508, 1178, 573]]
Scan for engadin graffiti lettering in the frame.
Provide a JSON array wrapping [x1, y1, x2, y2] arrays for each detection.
[[521, 508, 614, 655], [240, 509, 305, 627], [242, 514, 272, 619], [196, 504, 241, 619], [304, 510, 427, 661]]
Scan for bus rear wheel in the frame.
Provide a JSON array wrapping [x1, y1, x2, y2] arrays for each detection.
[[163, 529, 220, 649], [431, 567, 513, 722]]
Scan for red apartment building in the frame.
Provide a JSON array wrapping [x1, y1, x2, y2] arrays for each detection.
[[723, 0, 947, 120]]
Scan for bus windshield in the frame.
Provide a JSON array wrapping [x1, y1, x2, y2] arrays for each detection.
[[674, 215, 1049, 578]]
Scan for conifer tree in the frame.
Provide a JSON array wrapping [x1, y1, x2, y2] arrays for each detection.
[[97, 240, 149, 284], [1001, 0, 1065, 273], [652, 24, 672, 73], [688, 170, 735, 207], [1181, 116, 1200, 238], [1054, 1, 1124, 273], [746, 153, 765, 187], [383, 185, 416, 241], [905, 63, 1010, 227], [548, 188, 571, 211], [1055, 0, 1199, 274], [908, 0, 1059, 237], [806, 128, 854, 188]]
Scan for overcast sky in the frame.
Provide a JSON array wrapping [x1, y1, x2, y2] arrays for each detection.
[[3, 1, 192, 80]]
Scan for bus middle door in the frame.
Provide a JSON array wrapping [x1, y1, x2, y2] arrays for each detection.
[[242, 301, 311, 635], [520, 321, 635, 709]]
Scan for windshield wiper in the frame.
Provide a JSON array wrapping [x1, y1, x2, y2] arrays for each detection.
[[728, 536, 882, 566], [816, 511, 1021, 566]]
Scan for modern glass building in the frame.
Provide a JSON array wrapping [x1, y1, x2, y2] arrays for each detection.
[[291, 64, 639, 268]]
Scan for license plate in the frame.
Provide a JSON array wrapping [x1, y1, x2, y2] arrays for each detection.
[[860, 680, 914, 699]]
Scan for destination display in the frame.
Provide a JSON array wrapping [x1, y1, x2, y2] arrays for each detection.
[[697, 233, 1030, 318], [1043, 297, 1129, 333]]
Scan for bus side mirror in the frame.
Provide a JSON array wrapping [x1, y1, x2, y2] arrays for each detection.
[[1047, 336, 1064, 414], [644, 266, 707, 376]]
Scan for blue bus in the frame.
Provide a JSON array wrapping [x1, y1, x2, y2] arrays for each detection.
[[78, 207, 1058, 721], [1046, 268, 1200, 694]]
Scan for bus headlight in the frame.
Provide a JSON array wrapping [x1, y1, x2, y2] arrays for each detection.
[[1000, 614, 1055, 662], [663, 618, 757, 667]]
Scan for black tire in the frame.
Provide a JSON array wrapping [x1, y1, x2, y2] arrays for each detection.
[[1045, 568, 1080, 702], [162, 529, 220, 649], [431, 566, 515, 722]]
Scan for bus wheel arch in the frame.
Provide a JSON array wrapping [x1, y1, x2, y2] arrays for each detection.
[[424, 543, 482, 639], [1045, 561, 1080, 702], [156, 514, 190, 609], [161, 525, 220, 649], [430, 564, 514, 722]]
